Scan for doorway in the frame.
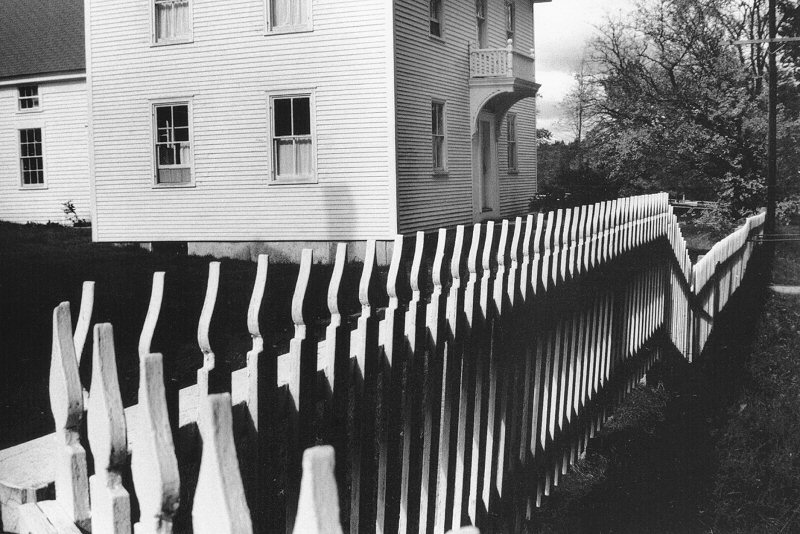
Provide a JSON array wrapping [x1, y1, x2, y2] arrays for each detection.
[[473, 111, 499, 221]]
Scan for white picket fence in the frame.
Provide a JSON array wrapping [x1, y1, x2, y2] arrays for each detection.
[[5, 193, 766, 534]]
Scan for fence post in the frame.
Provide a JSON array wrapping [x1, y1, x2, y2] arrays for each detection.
[[293, 446, 344, 534], [132, 352, 180, 534], [87, 324, 131, 534], [50, 302, 91, 531], [192, 393, 252, 534], [398, 232, 425, 534]]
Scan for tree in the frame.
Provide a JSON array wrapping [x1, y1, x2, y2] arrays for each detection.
[[582, 0, 800, 222]]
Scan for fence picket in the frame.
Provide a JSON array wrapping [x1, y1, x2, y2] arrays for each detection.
[[87, 323, 131, 534], [293, 446, 344, 534], [132, 352, 180, 534], [192, 393, 252, 534]]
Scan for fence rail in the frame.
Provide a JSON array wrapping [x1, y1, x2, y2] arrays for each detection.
[[3, 193, 765, 533]]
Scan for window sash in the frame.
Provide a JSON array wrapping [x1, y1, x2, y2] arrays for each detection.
[[19, 128, 44, 186], [18, 86, 39, 110], [432, 102, 446, 171], [506, 0, 515, 39], [269, 0, 309, 30], [507, 115, 518, 171], [430, 0, 442, 36], [154, 0, 191, 42], [154, 103, 192, 184]]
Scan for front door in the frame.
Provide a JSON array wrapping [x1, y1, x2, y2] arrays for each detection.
[[473, 112, 499, 220]]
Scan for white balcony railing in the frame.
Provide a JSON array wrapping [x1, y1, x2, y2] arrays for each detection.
[[469, 39, 535, 82]]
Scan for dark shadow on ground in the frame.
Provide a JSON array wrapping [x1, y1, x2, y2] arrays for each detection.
[[529, 245, 770, 533]]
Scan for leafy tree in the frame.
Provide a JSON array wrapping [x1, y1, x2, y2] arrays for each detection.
[[580, 0, 800, 223]]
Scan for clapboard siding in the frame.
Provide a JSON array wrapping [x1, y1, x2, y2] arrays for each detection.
[[498, 99, 538, 217], [0, 79, 90, 224], [89, 0, 394, 242], [394, 0, 537, 233]]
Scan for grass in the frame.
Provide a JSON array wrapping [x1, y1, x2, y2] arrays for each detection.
[[0, 222, 378, 449]]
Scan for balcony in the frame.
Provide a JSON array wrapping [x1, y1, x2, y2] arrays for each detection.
[[469, 39, 540, 135]]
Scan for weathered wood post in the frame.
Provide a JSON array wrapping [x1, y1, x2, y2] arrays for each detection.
[[192, 393, 252, 534], [87, 324, 131, 534], [132, 351, 180, 534], [51, 303, 90, 529], [293, 446, 343, 534]]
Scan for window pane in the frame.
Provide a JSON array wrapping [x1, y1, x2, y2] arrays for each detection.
[[433, 136, 444, 169], [155, 0, 190, 41], [274, 98, 293, 136], [292, 98, 311, 136], [158, 145, 175, 165], [272, 0, 306, 27], [295, 139, 312, 176], [172, 105, 188, 128], [275, 139, 295, 176], [174, 126, 190, 142], [156, 106, 172, 129]]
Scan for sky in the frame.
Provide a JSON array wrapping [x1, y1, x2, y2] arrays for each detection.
[[535, 0, 636, 140]]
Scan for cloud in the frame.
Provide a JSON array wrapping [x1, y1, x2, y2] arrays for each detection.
[[535, 0, 635, 140]]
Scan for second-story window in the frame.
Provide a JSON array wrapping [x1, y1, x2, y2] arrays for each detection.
[[476, 0, 487, 48], [505, 0, 515, 41], [154, 0, 192, 44], [267, 0, 311, 32], [430, 0, 443, 38], [432, 101, 447, 172], [507, 113, 518, 172], [18, 85, 40, 111]]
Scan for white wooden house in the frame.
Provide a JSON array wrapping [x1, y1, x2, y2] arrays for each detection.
[[87, 0, 546, 260], [0, 0, 90, 225]]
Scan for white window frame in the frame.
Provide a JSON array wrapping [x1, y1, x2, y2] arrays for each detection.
[[18, 126, 47, 189], [432, 100, 447, 175], [265, 0, 313, 34], [17, 85, 41, 112], [151, 0, 194, 46], [151, 100, 195, 188], [430, 0, 444, 39], [507, 113, 518, 173], [267, 91, 317, 185]]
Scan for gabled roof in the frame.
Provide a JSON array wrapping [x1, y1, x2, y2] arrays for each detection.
[[0, 0, 85, 80]]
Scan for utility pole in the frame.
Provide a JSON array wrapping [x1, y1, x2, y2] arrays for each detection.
[[767, 0, 777, 235]]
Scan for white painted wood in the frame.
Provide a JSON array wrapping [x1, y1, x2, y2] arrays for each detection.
[[87, 323, 131, 534], [49, 303, 90, 531], [139, 272, 165, 358], [192, 393, 253, 534], [246, 254, 268, 431], [293, 446, 343, 534], [73, 282, 95, 364], [0, 79, 90, 224], [132, 352, 180, 534], [197, 261, 220, 398]]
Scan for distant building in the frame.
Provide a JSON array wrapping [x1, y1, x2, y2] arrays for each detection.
[[87, 0, 547, 260], [0, 0, 90, 225]]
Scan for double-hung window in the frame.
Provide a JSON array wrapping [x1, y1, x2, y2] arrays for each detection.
[[153, 103, 192, 185], [19, 128, 45, 187], [505, 0, 515, 41], [18, 86, 40, 111], [507, 113, 518, 173], [430, 0, 443, 38], [476, 0, 487, 48], [154, 0, 192, 43], [432, 101, 447, 173], [267, 0, 311, 32], [270, 94, 315, 183]]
